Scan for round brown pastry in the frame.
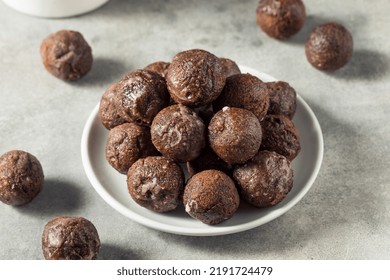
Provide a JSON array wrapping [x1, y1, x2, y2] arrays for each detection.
[[219, 57, 241, 78], [99, 83, 126, 130], [151, 104, 206, 162], [183, 170, 239, 225], [166, 49, 225, 107], [305, 22, 353, 71], [266, 81, 297, 119], [213, 73, 270, 122], [186, 147, 231, 178], [233, 150, 293, 208], [261, 114, 300, 160], [116, 69, 169, 126], [256, 0, 306, 40], [0, 150, 44, 206], [144, 61, 170, 78], [106, 123, 157, 174], [127, 156, 184, 212], [42, 216, 100, 260], [208, 107, 262, 165], [40, 29, 92, 81]]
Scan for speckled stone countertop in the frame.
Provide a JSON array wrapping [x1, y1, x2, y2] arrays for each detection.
[[0, 0, 389, 259]]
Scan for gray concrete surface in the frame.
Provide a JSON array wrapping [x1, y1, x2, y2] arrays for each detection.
[[0, 0, 389, 260]]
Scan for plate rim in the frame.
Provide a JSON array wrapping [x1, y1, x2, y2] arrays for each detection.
[[81, 66, 324, 236]]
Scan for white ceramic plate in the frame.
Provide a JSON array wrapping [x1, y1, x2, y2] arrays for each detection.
[[81, 66, 324, 236], [2, 0, 110, 18]]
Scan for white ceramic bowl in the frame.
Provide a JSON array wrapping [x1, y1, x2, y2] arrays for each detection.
[[2, 0, 110, 18], [81, 66, 324, 236]]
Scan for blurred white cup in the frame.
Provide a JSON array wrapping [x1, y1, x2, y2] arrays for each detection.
[[2, 0, 111, 18]]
